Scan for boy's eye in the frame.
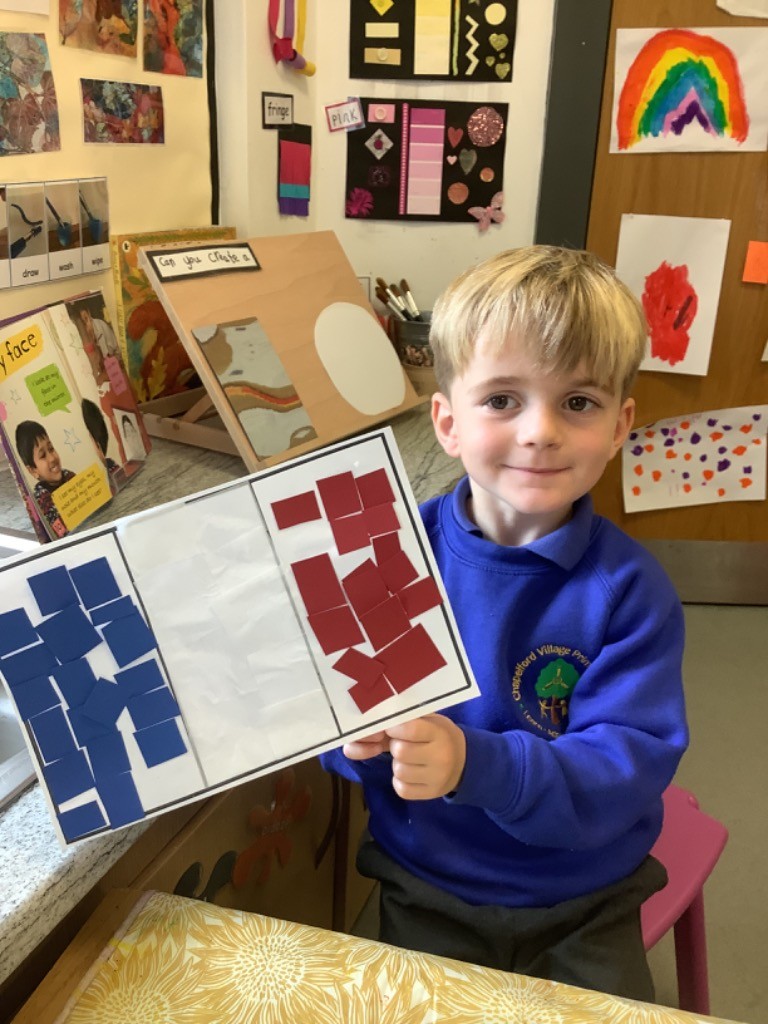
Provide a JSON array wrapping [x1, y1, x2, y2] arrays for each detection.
[[565, 395, 596, 412], [484, 394, 515, 411]]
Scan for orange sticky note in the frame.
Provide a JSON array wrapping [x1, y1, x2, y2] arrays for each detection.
[[742, 241, 768, 285]]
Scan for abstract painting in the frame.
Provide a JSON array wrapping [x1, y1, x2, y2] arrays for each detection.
[[191, 317, 317, 460], [143, 0, 204, 77], [615, 214, 731, 376], [0, 429, 478, 845], [60, 0, 138, 57], [623, 405, 768, 512], [0, 33, 60, 156], [611, 27, 768, 152], [345, 98, 507, 223], [81, 79, 164, 144], [349, 0, 517, 82]]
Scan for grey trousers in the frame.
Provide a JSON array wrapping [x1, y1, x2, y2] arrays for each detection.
[[357, 836, 668, 1002]]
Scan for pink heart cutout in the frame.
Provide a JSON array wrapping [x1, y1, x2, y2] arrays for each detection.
[[446, 155, 457, 164], [447, 127, 463, 149]]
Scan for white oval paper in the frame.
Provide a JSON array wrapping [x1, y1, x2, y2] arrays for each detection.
[[314, 301, 405, 414]]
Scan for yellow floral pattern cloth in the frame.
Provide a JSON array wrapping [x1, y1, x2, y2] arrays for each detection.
[[59, 892, 735, 1024]]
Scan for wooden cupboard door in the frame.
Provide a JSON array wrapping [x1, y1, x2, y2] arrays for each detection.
[[586, 0, 768, 541]]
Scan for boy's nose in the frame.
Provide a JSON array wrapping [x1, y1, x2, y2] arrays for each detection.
[[518, 404, 561, 447]]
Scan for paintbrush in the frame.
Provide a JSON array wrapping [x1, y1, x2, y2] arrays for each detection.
[[376, 277, 413, 319], [375, 286, 407, 320], [390, 283, 416, 320], [400, 279, 423, 320]]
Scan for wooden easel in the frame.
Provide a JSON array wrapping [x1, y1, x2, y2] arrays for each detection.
[[138, 387, 241, 459]]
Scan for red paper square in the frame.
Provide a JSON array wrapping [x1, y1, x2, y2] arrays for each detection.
[[378, 624, 447, 692], [280, 139, 311, 185], [342, 560, 390, 616], [308, 605, 364, 655], [348, 675, 395, 713], [333, 648, 384, 686], [399, 576, 443, 618], [330, 513, 371, 555], [378, 550, 419, 593], [364, 503, 400, 538], [291, 554, 345, 614], [317, 472, 362, 519], [271, 491, 321, 530], [373, 532, 401, 563], [359, 595, 410, 651], [356, 468, 396, 508]]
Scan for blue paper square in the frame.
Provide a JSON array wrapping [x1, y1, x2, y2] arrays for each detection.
[[128, 686, 179, 731], [115, 659, 165, 698], [0, 608, 38, 657], [9, 675, 59, 720], [29, 704, 78, 763], [52, 659, 98, 708], [81, 678, 125, 727], [97, 771, 145, 828], [103, 613, 156, 668], [28, 566, 79, 616], [70, 558, 121, 610], [134, 718, 187, 768], [37, 605, 102, 664], [58, 801, 107, 842], [44, 749, 95, 805], [68, 708, 117, 746], [0, 642, 57, 686], [86, 731, 131, 779], [90, 596, 134, 626]]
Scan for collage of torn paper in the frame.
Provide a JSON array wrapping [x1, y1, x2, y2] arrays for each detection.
[[0, 428, 479, 846], [349, 0, 518, 82], [622, 405, 768, 513], [345, 98, 507, 222]]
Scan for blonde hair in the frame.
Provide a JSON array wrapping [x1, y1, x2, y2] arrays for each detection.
[[429, 245, 648, 398]]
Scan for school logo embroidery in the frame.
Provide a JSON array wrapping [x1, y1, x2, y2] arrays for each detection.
[[511, 647, 591, 738]]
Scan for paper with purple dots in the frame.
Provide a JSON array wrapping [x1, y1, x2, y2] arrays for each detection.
[[623, 405, 768, 512]]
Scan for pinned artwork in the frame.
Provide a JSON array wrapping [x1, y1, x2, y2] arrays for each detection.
[[60, 0, 138, 56], [623, 406, 768, 513], [81, 79, 165, 145], [611, 27, 768, 153], [277, 124, 312, 216], [349, 0, 518, 82], [0, 33, 60, 157], [346, 98, 507, 223], [0, 428, 479, 845], [615, 214, 731, 377], [143, 0, 204, 77], [743, 241, 768, 284]]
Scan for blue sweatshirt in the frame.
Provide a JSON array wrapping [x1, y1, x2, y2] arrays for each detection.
[[322, 478, 688, 908]]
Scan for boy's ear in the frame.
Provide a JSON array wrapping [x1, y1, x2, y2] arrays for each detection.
[[431, 392, 461, 459], [609, 397, 635, 459]]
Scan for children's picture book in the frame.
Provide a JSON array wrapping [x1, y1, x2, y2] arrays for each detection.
[[0, 291, 151, 542], [0, 427, 479, 846], [110, 226, 236, 403]]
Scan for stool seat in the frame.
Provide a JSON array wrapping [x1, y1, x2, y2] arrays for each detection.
[[641, 784, 728, 1015]]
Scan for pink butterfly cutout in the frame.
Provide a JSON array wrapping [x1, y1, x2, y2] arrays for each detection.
[[468, 192, 505, 232]]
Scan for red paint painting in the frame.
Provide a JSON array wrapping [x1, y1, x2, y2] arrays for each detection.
[[641, 261, 698, 366]]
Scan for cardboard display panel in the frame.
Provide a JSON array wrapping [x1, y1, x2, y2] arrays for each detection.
[[138, 231, 424, 472]]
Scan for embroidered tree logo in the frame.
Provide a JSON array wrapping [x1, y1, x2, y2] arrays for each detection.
[[535, 658, 580, 725]]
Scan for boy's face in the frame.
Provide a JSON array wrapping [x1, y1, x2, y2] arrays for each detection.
[[431, 334, 635, 545], [28, 434, 64, 486]]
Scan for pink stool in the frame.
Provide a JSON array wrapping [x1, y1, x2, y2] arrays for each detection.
[[642, 784, 729, 1016]]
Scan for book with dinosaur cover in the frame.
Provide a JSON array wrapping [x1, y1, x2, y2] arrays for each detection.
[[0, 290, 151, 541]]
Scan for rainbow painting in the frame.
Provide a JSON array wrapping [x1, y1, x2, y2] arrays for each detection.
[[611, 27, 768, 153]]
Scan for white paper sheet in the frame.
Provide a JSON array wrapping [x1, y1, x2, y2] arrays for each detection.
[[0, 428, 479, 846], [717, 0, 768, 17], [615, 214, 731, 377]]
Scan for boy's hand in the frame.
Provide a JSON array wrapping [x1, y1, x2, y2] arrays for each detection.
[[343, 731, 390, 760], [385, 714, 466, 800]]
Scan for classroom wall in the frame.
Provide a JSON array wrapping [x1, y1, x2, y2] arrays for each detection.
[[215, 0, 557, 309]]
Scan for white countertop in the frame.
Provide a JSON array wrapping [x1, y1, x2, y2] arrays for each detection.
[[0, 408, 461, 985]]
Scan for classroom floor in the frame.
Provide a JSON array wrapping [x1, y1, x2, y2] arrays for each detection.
[[350, 604, 767, 1024]]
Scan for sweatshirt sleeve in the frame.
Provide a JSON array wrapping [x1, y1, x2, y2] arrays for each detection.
[[320, 748, 394, 786], [447, 561, 689, 850]]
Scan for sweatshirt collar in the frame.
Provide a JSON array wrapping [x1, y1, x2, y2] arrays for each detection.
[[449, 476, 594, 571]]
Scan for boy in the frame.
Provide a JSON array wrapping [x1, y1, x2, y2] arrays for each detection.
[[321, 246, 688, 1000], [15, 420, 75, 537]]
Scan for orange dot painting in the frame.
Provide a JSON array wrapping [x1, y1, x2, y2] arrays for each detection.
[[703, 470, 714, 480], [732, 445, 747, 456], [741, 478, 753, 488], [634, 465, 643, 476], [652, 470, 662, 481]]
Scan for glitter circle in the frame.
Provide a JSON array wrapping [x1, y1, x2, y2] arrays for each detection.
[[447, 182, 469, 205], [480, 167, 495, 183], [485, 2, 506, 26], [467, 106, 504, 147]]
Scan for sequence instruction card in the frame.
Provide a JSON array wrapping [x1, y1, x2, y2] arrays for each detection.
[[0, 429, 478, 846]]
